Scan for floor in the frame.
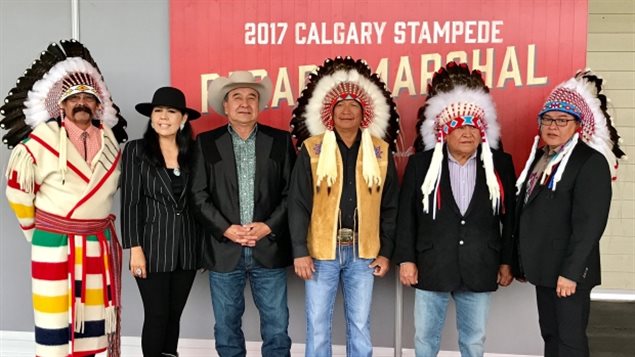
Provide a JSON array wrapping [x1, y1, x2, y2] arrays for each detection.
[[1, 301, 632, 356], [0, 332, 535, 357], [588, 301, 635, 357]]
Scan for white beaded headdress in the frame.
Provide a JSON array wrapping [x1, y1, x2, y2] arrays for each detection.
[[416, 62, 502, 219], [291, 57, 400, 189]]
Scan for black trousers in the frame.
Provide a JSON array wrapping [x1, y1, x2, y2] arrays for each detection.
[[536, 285, 591, 357], [136, 269, 197, 357]]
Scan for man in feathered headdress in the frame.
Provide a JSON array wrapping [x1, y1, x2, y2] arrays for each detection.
[[1, 40, 127, 357], [514, 70, 625, 357], [288, 57, 400, 356], [393, 61, 516, 357]]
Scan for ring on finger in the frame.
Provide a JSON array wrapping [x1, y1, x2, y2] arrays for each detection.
[[134, 268, 142, 276]]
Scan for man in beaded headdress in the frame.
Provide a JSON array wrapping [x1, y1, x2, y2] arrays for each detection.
[[393, 61, 516, 357], [288, 57, 400, 356], [1, 40, 127, 357], [514, 70, 625, 357]]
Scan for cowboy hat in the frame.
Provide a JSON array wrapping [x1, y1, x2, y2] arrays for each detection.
[[207, 71, 273, 115], [135, 86, 201, 119]]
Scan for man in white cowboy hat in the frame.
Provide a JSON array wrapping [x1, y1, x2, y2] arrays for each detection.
[[394, 62, 516, 357], [514, 70, 625, 357], [190, 71, 294, 357], [288, 57, 400, 357], [2, 40, 127, 357]]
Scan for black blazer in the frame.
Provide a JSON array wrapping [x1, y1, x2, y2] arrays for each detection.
[[514, 142, 611, 289], [120, 140, 200, 273], [190, 124, 295, 272], [394, 146, 516, 292]]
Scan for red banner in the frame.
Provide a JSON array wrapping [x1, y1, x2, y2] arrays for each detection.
[[170, 0, 588, 173]]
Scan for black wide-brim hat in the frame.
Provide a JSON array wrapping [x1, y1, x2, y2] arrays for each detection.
[[135, 86, 201, 119]]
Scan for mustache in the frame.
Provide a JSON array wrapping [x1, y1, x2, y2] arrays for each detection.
[[72, 105, 93, 117]]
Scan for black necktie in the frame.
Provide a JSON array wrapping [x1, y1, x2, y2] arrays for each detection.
[[80, 131, 88, 161]]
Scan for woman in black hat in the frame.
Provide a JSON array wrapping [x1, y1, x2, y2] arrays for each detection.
[[120, 87, 201, 357]]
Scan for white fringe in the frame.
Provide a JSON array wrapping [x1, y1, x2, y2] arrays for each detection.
[[361, 129, 381, 188], [5, 145, 36, 194], [315, 130, 338, 187], [74, 301, 85, 333], [515, 135, 540, 195], [421, 141, 444, 215], [481, 140, 501, 213], [105, 306, 117, 334], [431, 159, 443, 220], [58, 126, 68, 184]]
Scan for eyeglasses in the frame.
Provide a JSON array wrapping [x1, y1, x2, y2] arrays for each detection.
[[540, 117, 577, 127]]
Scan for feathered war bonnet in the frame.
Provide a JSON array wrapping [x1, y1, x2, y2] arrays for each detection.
[[515, 70, 626, 194], [290, 57, 400, 189], [1, 39, 127, 183], [1, 39, 127, 147], [415, 61, 502, 219]]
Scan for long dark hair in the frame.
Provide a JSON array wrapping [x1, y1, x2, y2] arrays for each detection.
[[141, 113, 194, 171]]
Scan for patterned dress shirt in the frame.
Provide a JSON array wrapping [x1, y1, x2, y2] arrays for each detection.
[[229, 124, 257, 225]]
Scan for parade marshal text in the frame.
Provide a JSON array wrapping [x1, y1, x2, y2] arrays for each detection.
[[199, 45, 547, 114], [244, 20, 504, 45]]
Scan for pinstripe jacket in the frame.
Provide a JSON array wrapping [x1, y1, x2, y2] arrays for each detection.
[[120, 139, 199, 272]]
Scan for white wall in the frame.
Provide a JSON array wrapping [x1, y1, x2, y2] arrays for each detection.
[[588, 0, 635, 293]]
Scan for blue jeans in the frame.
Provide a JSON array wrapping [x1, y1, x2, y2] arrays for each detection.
[[414, 289, 492, 357], [305, 245, 375, 357], [208, 247, 291, 357]]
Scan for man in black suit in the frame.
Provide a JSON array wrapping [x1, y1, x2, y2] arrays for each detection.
[[190, 71, 294, 357], [514, 71, 624, 357], [394, 62, 516, 357]]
